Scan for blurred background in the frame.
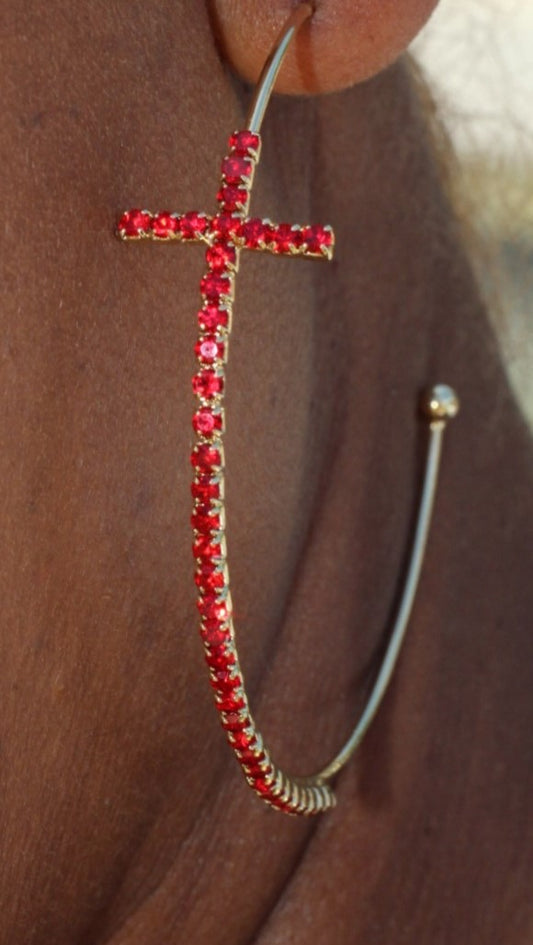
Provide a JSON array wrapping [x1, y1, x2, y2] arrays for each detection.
[[411, 0, 533, 426]]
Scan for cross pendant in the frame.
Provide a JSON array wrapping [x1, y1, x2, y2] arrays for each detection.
[[116, 128, 337, 816], [117, 130, 334, 262]]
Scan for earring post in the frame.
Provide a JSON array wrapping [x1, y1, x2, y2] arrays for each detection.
[[246, 2, 314, 134]]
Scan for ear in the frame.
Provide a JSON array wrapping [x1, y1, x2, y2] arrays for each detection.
[[209, 0, 440, 95]]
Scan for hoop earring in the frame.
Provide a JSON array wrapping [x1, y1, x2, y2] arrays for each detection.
[[117, 3, 459, 815]]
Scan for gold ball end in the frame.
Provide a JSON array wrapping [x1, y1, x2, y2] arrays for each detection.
[[421, 384, 460, 422]]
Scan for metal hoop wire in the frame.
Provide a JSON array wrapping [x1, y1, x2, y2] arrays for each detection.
[[247, 3, 315, 133], [242, 4, 459, 791]]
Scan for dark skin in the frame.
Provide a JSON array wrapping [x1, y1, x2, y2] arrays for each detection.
[[0, 2, 532, 943]]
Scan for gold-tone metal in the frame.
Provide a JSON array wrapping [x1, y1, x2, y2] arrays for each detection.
[[421, 384, 461, 424], [120, 1, 462, 814]]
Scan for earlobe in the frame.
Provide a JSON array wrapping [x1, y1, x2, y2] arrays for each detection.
[[209, 0, 440, 95]]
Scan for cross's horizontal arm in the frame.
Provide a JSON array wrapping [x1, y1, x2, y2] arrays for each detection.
[[117, 208, 334, 260]]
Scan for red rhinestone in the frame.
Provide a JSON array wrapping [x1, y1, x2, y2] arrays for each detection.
[[246, 763, 268, 779], [217, 185, 248, 211], [272, 223, 303, 253], [191, 508, 220, 533], [191, 509, 221, 533], [195, 561, 224, 584], [216, 691, 246, 712], [206, 648, 235, 672], [253, 778, 273, 796], [151, 211, 178, 238], [229, 130, 260, 154], [195, 337, 224, 364], [197, 594, 220, 617], [222, 155, 253, 183], [230, 731, 253, 751], [194, 499, 216, 515], [212, 214, 240, 239], [200, 272, 232, 301], [302, 224, 333, 254], [239, 218, 270, 249], [200, 599, 230, 623], [207, 640, 233, 659], [201, 625, 230, 646], [195, 566, 225, 592], [192, 371, 224, 399], [199, 588, 220, 607], [198, 305, 229, 332], [179, 211, 208, 239], [202, 613, 231, 633], [193, 408, 221, 436], [237, 747, 265, 766], [193, 535, 222, 559], [191, 477, 220, 502], [211, 669, 241, 692], [191, 443, 221, 470], [222, 712, 248, 732], [206, 242, 236, 272], [118, 209, 152, 237]]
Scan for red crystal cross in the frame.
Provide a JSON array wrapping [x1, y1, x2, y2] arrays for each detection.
[[116, 129, 336, 816], [117, 130, 334, 261]]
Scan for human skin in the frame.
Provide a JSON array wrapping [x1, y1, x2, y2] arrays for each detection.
[[211, 0, 440, 92], [0, 1, 532, 943]]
